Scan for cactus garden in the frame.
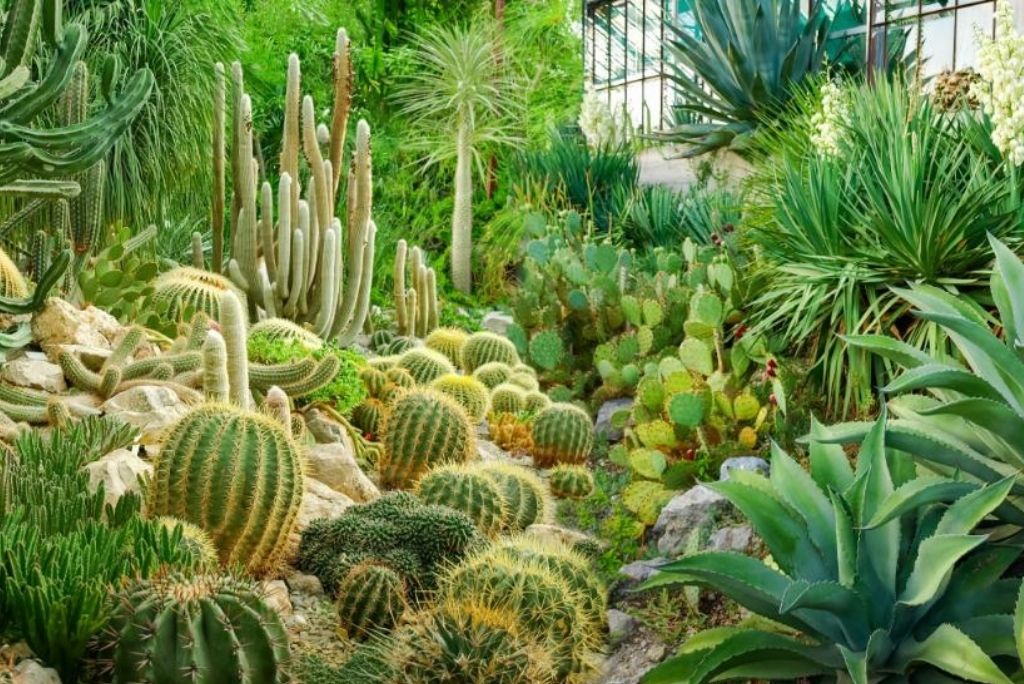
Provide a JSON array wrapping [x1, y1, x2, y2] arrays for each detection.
[[7, 1, 1024, 683]]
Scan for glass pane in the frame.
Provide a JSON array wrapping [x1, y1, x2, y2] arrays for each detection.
[[955, 3, 994, 70], [918, 10, 956, 75]]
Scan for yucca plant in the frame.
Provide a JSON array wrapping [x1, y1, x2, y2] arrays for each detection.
[[662, 0, 834, 156], [813, 236, 1024, 523], [747, 78, 1020, 416], [641, 413, 1024, 684]]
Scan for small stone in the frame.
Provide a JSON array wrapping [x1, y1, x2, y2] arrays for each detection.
[[607, 609, 636, 643], [296, 477, 355, 532], [595, 398, 633, 442], [645, 643, 667, 662], [12, 660, 61, 684], [526, 523, 594, 548], [101, 385, 188, 444], [83, 448, 152, 509], [652, 484, 731, 557], [286, 613, 309, 631], [709, 524, 754, 553], [477, 439, 513, 463], [261, 580, 292, 616], [304, 409, 347, 444], [719, 456, 770, 481], [306, 442, 379, 503], [1, 356, 66, 393], [618, 558, 670, 584], [286, 572, 324, 597], [481, 311, 514, 336]]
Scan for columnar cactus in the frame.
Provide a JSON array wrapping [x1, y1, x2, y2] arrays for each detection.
[[461, 332, 520, 372], [473, 462, 548, 532], [424, 327, 467, 367], [472, 361, 514, 389], [530, 403, 594, 468], [379, 389, 476, 489], [102, 573, 290, 683], [0, 247, 28, 297], [335, 562, 407, 639], [217, 30, 376, 344], [202, 330, 230, 402], [149, 404, 304, 576], [416, 464, 506, 537], [490, 383, 527, 415], [430, 373, 489, 423], [394, 240, 440, 338], [548, 464, 595, 500], [397, 348, 454, 385]]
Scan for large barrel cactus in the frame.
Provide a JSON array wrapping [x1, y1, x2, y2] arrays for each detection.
[[149, 404, 304, 576], [379, 389, 475, 489], [474, 462, 548, 532], [102, 573, 290, 684], [530, 403, 594, 468], [416, 464, 506, 537]]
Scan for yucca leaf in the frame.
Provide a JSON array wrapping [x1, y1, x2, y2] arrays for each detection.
[[864, 478, 977, 530], [893, 624, 1013, 684], [988, 235, 1024, 349], [898, 535, 986, 606]]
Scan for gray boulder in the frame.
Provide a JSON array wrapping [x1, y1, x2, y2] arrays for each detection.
[[651, 484, 731, 557], [595, 398, 633, 442], [719, 456, 770, 481]]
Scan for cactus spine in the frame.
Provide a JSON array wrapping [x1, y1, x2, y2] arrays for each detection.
[[472, 362, 513, 389], [490, 383, 527, 415], [202, 330, 230, 402], [394, 240, 440, 337], [462, 332, 520, 372], [379, 389, 476, 489], [335, 562, 407, 639], [416, 464, 506, 537], [548, 465, 595, 500], [218, 30, 375, 344], [530, 403, 594, 468], [149, 404, 304, 576], [424, 327, 467, 367], [102, 573, 290, 683], [430, 373, 489, 423]]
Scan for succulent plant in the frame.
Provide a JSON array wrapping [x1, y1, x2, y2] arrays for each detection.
[[149, 404, 304, 576], [386, 367, 417, 389], [487, 412, 535, 455], [548, 465, 594, 500], [507, 370, 540, 392], [473, 462, 548, 531], [379, 389, 476, 489], [490, 382, 527, 415], [0, 247, 28, 298], [523, 390, 551, 413], [473, 361, 514, 389], [424, 326, 467, 367], [102, 573, 290, 684], [416, 464, 506, 537], [335, 562, 408, 639], [369, 329, 395, 352], [462, 331, 520, 372], [430, 373, 490, 423], [249, 318, 325, 350], [151, 266, 245, 323], [395, 240, 440, 338], [352, 398, 386, 437], [382, 336, 415, 355], [397, 347, 455, 385], [530, 403, 593, 468], [154, 517, 220, 570]]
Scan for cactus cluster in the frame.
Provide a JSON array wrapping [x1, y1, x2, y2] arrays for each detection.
[[379, 389, 476, 489], [0, 247, 28, 298], [101, 573, 290, 683], [548, 465, 594, 500], [395, 240, 440, 338], [530, 403, 593, 468], [335, 562, 408, 639], [415, 464, 506, 537], [249, 317, 325, 351], [396, 347, 454, 385], [423, 327, 467, 367], [461, 332, 520, 373], [148, 403, 304, 576], [213, 31, 375, 344], [475, 461, 548, 532], [430, 373, 489, 423], [296, 491, 480, 596]]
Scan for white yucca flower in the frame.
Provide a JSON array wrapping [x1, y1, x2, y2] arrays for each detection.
[[810, 80, 849, 157], [972, 1, 1024, 165], [578, 86, 624, 148]]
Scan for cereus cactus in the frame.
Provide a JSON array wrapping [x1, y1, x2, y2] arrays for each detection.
[[424, 327, 468, 367], [395, 240, 440, 337], [390, 600, 556, 684], [490, 383, 527, 415], [462, 332, 519, 372], [397, 348, 454, 385], [149, 404, 304, 576], [335, 563, 407, 639], [548, 465, 595, 500], [416, 464, 506, 537], [472, 361, 513, 389], [101, 573, 290, 684], [430, 374, 489, 423], [151, 266, 245, 322], [379, 390, 475, 489], [474, 462, 548, 532], [530, 403, 594, 468], [216, 31, 376, 344]]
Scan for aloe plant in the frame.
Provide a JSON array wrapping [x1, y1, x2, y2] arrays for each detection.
[[641, 413, 1024, 684]]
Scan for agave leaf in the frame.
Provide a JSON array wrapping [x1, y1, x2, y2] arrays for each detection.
[[1015, 580, 1024, 664], [863, 478, 977, 530], [918, 399, 1024, 458], [935, 476, 1015, 535], [808, 425, 854, 493], [780, 580, 869, 646], [921, 547, 1023, 631], [958, 615, 1016, 658], [898, 534, 986, 606], [770, 443, 836, 572], [892, 624, 1013, 684], [857, 413, 900, 598], [989, 235, 1024, 348], [841, 334, 935, 369], [830, 491, 858, 589], [883, 365, 1004, 403]]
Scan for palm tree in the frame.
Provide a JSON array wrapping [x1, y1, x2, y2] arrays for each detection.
[[396, 22, 521, 294]]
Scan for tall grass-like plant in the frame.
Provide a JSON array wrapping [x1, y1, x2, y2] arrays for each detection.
[[614, 182, 743, 249], [746, 78, 1019, 416], [396, 22, 521, 294]]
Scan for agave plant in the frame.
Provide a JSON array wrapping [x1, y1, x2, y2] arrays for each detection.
[[811, 236, 1024, 523], [663, 0, 834, 156], [641, 414, 1024, 684]]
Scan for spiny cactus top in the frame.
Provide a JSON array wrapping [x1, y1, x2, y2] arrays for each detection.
[[530, 402, 594, 468], [462, 331, 520, 372], [151, 266, 246, 322]]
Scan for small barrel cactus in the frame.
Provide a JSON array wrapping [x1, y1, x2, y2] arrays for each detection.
[[416, 464, 506, 537], [548, 465, 595, 500], [379, 389, 476, 489], [508, 371, 539, 392], [102, 573, 290, 683], [149, 404, 304, 576], [397, 348, 454, 384], [151, 266, 246, 322], [490, 383, 527, 415], [335, 562, 407, 639], [370, 329, 395, 352], [430, 373, 490, 423], [155, 517, 219, 570], [473, 361, 514, 389], [523, 390, 551, 414], [248, 317, 324, 350], [530, 403, 594, 468], [424, 327, 468, 367], [359, 366, 390, 397], [386, 367, 417, 389], [461, 331, 519, 373], [475, 462, 548, 532], [352, 398, 386, 437], [0, 246, 28, 298], [383, 336, 415, 356]]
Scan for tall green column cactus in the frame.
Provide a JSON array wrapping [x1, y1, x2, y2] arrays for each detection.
[[394, 239, 440, 337], [149, 404, 304, 576], [218, 290, 251, 408], [216, 29, 376, 345], [59, 60, 104, 264]]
